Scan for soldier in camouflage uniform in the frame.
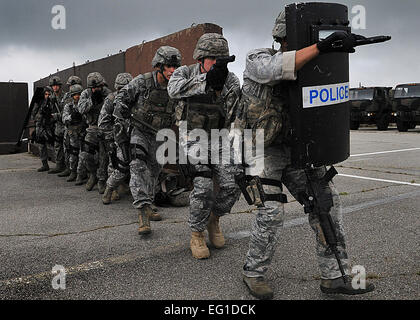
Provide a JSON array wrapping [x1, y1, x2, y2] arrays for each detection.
[[99, 72, 133, 203], [60, 76, 83, 179], [167, 34, 241, 259], [114, 46, 182, 235], [32, 86, 54, 172], [77, 72, 112, 191], [62, 84, 88, 182], [47, 76, 66, 174], [236, 10, 375, 299]]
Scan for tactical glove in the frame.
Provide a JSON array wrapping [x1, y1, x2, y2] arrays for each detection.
[[91, 90, 104, 105], [70, 110, 82, 123], [206, 64, 228, 91], [317, 31, 359, 54]]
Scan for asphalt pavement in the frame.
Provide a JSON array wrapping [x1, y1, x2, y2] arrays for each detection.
[[0, 125, 419, 301]]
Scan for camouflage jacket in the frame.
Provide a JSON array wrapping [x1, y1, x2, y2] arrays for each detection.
[[98, 91, 117, 139], [62, 100, 85, 128], [113, 71, 173, 132], [50, 90, 65, 124], [234, 48, 297, 147], [167, 63, 241, 128]]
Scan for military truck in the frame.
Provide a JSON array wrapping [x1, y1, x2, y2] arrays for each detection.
[[349, 87, 393, 130], [391, 83, 420, 132]]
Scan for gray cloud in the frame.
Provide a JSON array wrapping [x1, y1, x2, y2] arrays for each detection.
[[1, 0, 419, 95]]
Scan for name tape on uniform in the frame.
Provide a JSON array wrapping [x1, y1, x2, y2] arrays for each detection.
[[302, 82, 350, 108]]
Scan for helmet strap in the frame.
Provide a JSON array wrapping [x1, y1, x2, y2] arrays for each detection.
[[199, 59, 209, 73]]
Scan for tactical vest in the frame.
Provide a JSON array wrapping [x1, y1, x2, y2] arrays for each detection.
[[86, 89, 109, 126], [178, 65, 226, 132], [131, 72, 176, 131], [241, 50, 291, 147]]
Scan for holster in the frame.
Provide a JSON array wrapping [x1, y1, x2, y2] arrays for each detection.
[[236, 174, 287, 207]]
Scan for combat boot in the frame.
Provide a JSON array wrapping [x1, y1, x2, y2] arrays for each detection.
[[75, 173, 88, 185], [243, 276, 274, 300], [98, 180, 106, 194], [111, 190, 120, 201], [320, 275, 375, 295], [37, 160, 49, 172], [58, 168, 71, 177], [190, 231, 210, 259], [207, 213, 225, 248], [85, 174, 98, 191], [138, 205, 152, 235], [102, 186, 114, 205], [48, 162, 65, 174], [67, 171, 77, 182], [148, 204, 162, 221]]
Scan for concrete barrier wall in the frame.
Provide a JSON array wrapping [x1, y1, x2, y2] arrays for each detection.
[[125, 23, 222, 77], [34, 23, 223, 92], [34, 53, 125, 93]]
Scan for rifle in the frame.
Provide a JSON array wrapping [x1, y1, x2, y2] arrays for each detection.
[[12, 87, 45, 153], [300, 166, 347, 283], [332, 35, 391, 50], [355, 35, 391, 47], [215, 55, 236, 67]]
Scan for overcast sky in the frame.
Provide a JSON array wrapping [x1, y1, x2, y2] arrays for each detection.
[[1, 0, 419, 99]]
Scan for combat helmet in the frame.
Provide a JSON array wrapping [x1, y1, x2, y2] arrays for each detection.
[[193, 33, 229, 60], [152, 46, 182, 68], [66, 75, 82, 86], [87, 72, 105, 88], [44, 86, 53, 94], [69, 84, 83, 96], [272, 11, 286, 40], [114, 73, 133, 90], [49, 75, 62, 86]]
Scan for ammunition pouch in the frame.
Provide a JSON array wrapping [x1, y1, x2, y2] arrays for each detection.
[[131, 72, 175, 131], [184, 95, 226, 132]]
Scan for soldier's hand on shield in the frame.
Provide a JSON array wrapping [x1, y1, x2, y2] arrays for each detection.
[[317, 31, 358, 54], [206, 63, 228, 91]]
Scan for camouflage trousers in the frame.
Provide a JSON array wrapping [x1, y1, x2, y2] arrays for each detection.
[[189, 163, 240, 232], [79, 127, 109, 181], [107, 145, 130, 189], [67, 126, 86, 174], [38, 142, 49, 162], [54, 122, 65, 165], [243, 144, 349, 280], [129, 127, 163, 209], [185, 138, 241, 232], [63, 129, 70, 169]]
